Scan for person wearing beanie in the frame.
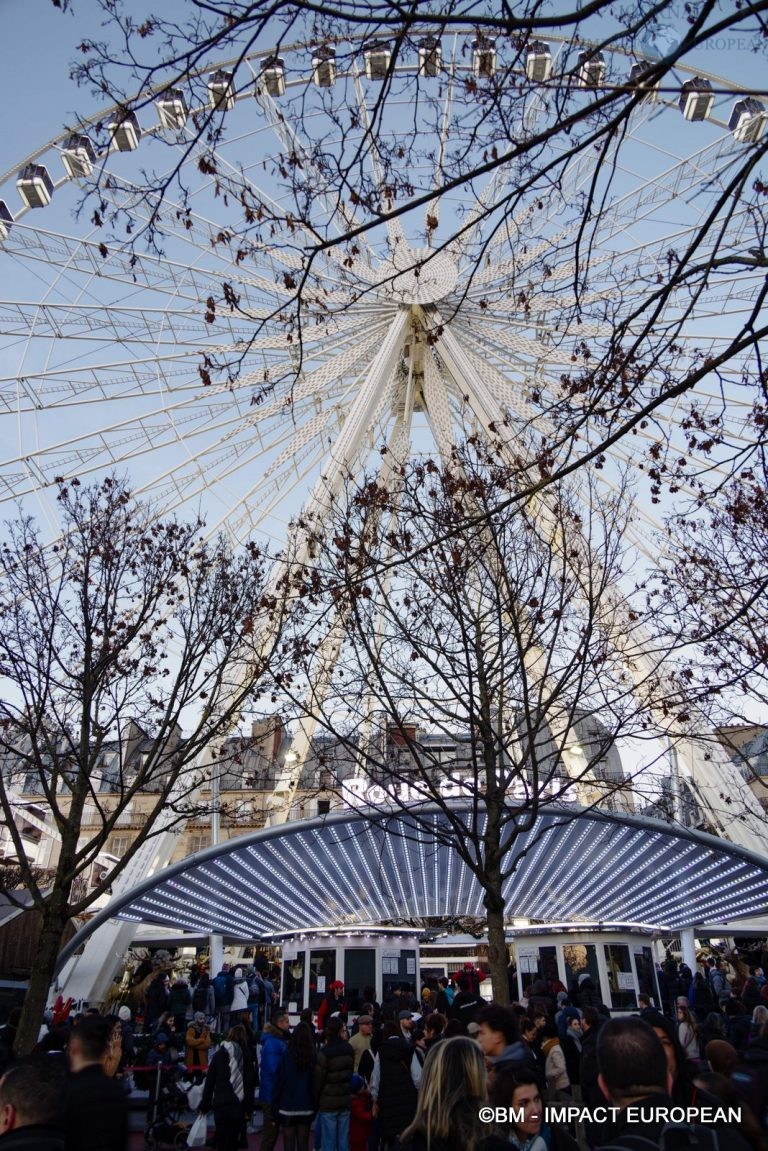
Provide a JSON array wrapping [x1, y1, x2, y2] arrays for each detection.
[[186, 1011, 212, 1076], [147, 1031, 175, 1069], [231, 967, 249, 1019], [349, 1072, 372, 1151], [116, 1006, 135, 1071]]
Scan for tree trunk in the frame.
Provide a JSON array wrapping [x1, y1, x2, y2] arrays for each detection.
[[13, 905, 68, 1056], [486, 904, 510, 1005]]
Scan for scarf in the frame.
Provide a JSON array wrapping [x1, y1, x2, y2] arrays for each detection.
[[221, 1040, 244, 1102]]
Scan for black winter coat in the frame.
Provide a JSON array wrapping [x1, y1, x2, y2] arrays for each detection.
[[201, 1043, 256, 1115], [578, 1025, 602, 1109], [573, 979, 603, 1013], [0, 1126, 66, 1151], [63, 1065, 128, 1151], [376, 1037, 418, 1140], [314, 1039, 354, 1113], [450, 991, 486, 1027]]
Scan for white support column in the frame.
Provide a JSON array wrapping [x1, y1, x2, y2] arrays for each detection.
[[680, 927, 698, 974], [209, 756, 223, 974], [209, 935, 224, 979]]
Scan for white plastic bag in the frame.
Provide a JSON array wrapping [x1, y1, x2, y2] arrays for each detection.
[[187, 1112, 208, 1147], [186, 1083, 204, 1111]]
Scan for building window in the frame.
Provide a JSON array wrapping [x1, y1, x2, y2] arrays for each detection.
[[108, 836, 130, 858], [188, 834, 211, 854], [317, 800, 331, 815]]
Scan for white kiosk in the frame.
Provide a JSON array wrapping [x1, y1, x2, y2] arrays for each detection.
[[278, 930, 421, 1016], [511, 929, 662, 1010]]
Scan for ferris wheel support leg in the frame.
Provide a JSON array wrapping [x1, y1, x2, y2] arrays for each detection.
[[270, 402, 416, 821], [435, 326, 768, 844], [53, 823, 184, 1006]]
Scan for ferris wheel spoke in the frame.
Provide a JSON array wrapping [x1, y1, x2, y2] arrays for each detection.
[[178, 123, 383, 289], [0, 310, 384, 420], [423, 57, 456, 240], [351, 70, 407, 255], [250, 74, 377, 259]]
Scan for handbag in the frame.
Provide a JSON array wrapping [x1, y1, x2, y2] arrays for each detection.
[[187, 1112, 208, 1147], [186, 1083, 204, 1111]]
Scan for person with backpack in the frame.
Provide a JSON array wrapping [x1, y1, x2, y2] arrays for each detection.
[[708, 959, 731, 1008], [597, 1016, 751, 1151], [199, 1023, 256, 1151], [435, 977, 454, 1015], [450, 976, 486, 1029], [213, 964, 235, 1035], [689, 971, 716, 1021], [230, 968, 249, 1022]]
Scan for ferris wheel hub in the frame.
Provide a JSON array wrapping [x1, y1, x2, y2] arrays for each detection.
[[378, 246, 458, 306]]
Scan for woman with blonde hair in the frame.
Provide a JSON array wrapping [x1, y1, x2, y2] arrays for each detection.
[[400, 1035, 489, 1151]]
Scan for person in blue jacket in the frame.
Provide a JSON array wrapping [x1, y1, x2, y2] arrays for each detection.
[[258, 1007, 291, 1151], [272, 1021, 316, 1151]]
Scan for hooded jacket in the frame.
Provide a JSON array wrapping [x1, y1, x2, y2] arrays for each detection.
[[258, 1023, 289, 1102], [492, 1040, 535, 1073], [542, 1037, 570, 1093]]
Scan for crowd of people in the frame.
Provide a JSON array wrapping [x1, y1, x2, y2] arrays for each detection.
[[1, 951, 768, 1150]]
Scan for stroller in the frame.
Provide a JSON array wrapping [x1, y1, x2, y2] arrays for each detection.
[[144, 1064, 193, 1149]]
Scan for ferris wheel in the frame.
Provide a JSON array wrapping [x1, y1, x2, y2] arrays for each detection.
[[0, 30, 764, 555], [3, 28, 767, 1004]]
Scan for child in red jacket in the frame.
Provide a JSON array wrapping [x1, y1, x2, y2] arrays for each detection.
[[350, 1073, 373, 1151]]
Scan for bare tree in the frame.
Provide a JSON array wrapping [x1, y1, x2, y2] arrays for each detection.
[[279, 440, 683, 1001], [652, 463, 768, 795], [0, 477, 283, 1053], [49, 0, 767, 512]]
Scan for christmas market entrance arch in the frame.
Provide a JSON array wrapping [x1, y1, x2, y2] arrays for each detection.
[[57, 803, 768, 977]]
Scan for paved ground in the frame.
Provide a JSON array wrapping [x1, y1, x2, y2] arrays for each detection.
[[127, 1109, 279, 1149], [128, 1133, 276, 1149]]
